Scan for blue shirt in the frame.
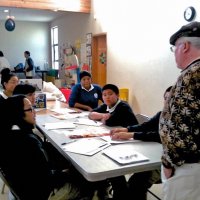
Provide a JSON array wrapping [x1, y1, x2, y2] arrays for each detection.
[[68, 83, 102, 109]]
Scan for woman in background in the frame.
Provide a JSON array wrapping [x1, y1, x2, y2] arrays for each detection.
[[0, 68, 18, 103], [24, 51, 34, 79]]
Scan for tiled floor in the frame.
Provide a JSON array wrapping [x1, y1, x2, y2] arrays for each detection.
[[147, 184, 163, 200], [0, 178, 8, 200], [0, 177, 163, 200]]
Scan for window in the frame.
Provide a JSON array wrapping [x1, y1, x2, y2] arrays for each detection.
[[51, 26, 59, 69]]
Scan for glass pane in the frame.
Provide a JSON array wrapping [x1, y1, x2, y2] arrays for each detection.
[[54, 61, 59, 70], [55, 45, 59, 60], [53, 27, 58, 44]]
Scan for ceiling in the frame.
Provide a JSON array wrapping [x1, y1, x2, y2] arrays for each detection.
[[0, 7, 68, 22]]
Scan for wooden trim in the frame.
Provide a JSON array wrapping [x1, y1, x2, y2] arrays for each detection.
[[0, 0, 91, 13]]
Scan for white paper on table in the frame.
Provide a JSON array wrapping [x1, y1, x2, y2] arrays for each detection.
[[101, 136, 139, 144], [62, 138, 110, 156], [50, 112, 89, 120], [49, 108, 75, 114], [103, 147, 149, 164], [63, 126, 110, 137], [49, 108, 89, 116], [73, 118, 103, 126], [44, 122, 76, 130]]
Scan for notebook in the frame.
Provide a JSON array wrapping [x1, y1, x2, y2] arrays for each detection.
[[103, 147, 149, 165]]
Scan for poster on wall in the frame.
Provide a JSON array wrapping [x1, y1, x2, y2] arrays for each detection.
[[86, 33, 92, 45], [86, 45, 92, 57], [86, 33, 92, 57]]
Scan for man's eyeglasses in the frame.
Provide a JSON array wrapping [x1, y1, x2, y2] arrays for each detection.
[[170, 46, 176, 52], [24, 108, 34, 113]]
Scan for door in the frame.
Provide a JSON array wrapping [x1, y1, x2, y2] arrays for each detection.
[[91, 33, 107, 87]]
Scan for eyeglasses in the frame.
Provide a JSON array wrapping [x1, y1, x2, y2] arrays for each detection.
[[24, 107, 34, 113], [170, 46, 176, 52]]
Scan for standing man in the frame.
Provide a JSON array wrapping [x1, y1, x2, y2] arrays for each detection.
[[24, 51, 34, 79], [159, 21, 200, 200]]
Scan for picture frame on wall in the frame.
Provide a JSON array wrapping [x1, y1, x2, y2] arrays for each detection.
[[86, 45, 92, 57], [86, 33, 92, 45]]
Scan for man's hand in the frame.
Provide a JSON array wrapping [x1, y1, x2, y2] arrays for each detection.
[[163, 166, 174, 179], [111, 131, 133, 140]]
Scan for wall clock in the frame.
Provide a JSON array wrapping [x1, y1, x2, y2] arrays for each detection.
[[184, 6, 196, 22]]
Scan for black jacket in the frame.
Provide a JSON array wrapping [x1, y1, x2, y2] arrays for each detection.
[[93, 101, 138, 127], [127, 111, 161, 143], [0, 129, 55, 200]]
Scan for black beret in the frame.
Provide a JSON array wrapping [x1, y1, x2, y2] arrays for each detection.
[[79, 70, 91, 80], [170, 21, 200, 45]]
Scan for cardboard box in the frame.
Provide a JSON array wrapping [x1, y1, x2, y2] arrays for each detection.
[[34, 92, 46, 108]]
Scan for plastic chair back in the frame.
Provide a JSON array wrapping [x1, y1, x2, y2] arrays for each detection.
[[0, 167, 20, 199], [60, 88, 72, 102], [119, 88, 129, 102], [135, 114, 149, 124]]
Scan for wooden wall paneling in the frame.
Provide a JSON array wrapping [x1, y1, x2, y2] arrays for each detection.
[[0, 0, 91, 13]]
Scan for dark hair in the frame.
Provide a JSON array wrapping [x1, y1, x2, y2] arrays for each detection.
[[2, 95, 26, 131], [1, 68, 17, 89], [79, 70, 91, 80], [13, 84, 36, 95], [102, 84, 119, 95], [24, 51, 30, 56], [0, 51, 4, 57], [4, 95, 34, 132]]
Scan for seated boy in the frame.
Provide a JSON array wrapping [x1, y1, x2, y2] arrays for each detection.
[[88, 84, 138, 127], [89, 84, 138, 200]]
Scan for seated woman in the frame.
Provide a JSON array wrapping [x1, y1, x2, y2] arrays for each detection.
[[0, 68, 18, 103], [0, 95, 94, 200], [89, 84, 138, 127], [68, 70, 103, 111]]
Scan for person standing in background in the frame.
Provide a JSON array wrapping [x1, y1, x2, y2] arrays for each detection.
[[24, 51, 34, 79], [0, 51, 10, 71], [159, 21, 200, 200]]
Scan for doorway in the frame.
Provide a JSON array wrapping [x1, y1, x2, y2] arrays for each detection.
[[91, 33, 107, 87]]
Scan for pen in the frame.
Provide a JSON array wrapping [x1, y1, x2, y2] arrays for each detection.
[[61, 140, 76, 145]]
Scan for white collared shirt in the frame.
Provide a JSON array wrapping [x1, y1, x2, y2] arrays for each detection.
[[81, 84, 94, 92], [106, 99, 121, 113], [0, 92, 8, 99]]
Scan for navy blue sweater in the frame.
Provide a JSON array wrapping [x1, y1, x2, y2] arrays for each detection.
[[93, 101, 138, 127], [69, 83, 102, 109]]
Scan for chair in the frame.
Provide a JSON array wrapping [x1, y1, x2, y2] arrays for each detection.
[[0, 167, 20, 199], [1, 182, 5, 194], [135, 114, 162, 200], [60, 88, 72, 102], [135, 113, 149, 124], [119, 88, 129, 102]]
